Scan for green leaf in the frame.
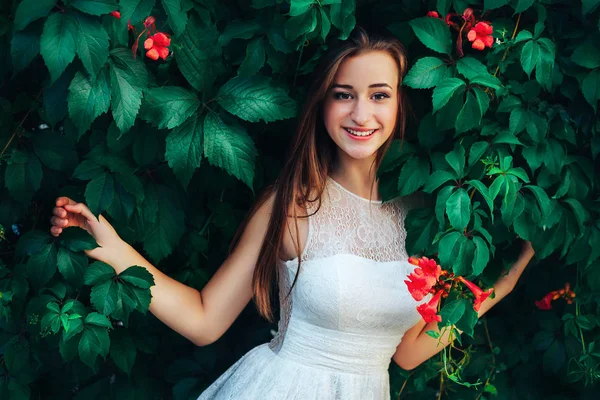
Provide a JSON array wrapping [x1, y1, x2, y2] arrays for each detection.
[[514, 0, 535, 13], [472, 87, 490, 118], [582, 69, 600, 112], [403, 57, 447, 89], [468, 141, 489, 167], [466, 179, 494, 215], [85, 312, 113, 328], [571, 40, 600, 69], [484, 0, 510, 10], [238, 37, 266, 77], [409, 17, 452, 55], [563, 198, 590, 235], [85, 172, 115, 217], [90, 280, 117, 315], [68, 70, 111, 136], [32, 131, 78, 171], [11, 26, 41, 74], [525, 111, 548, 142], [524, 185, 551, 223], [424, 170, 455, 193], [446, 189, 471, 231], [119, 266, 155, 289], [204, 113, 258, 188], [109, 64, 142, 134], [141, 87, 200, 129], [40, 12, 77, 83], [142, 185, 186, 263], [175, 17, 222, 92], [285, 8, 318, 41], [84, 261, 116, 285], [161, 0, 188, 36], [438, 231, 461, 267], [71, 0, 118, 15], [455, 91, 482, 133], [5, 150, 43, 203], [26, 242, 58, 289], [445, 144, 465, 178], [16, 230, 53, 257], [426, 330, 440, 339], [472, 236, 490, 276], [57, 247, 87, 286], [218, 20, 261, 46], [78, 325, 110, 370], [59, 228, 98, 252], [439, 299, 467, 327], [217, 76, 296, 123], [165, 113, 204, 189], [470, 74, 502, 90], [73, 13, 109, 78], [520, 40, 540, 76], [583, 0, 600, 14], [109, 330, 136, 375], [289, 0, 315, 16], [456, 57, 488, 80], [397, 157, 429, 196], [13, 0, 57, 32], [509, 107, 527, 135], [432, 78, 466, 112], [41, 311, 61, 334], [455, 305, 478, 337]]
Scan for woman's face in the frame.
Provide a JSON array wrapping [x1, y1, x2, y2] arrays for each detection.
[[322, 50, 400, 163]]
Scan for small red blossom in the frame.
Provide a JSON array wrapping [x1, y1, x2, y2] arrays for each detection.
[[109, 11, 121, 19], [405, 268, 437, 301], [535, 291, 557, 310], [427, 11, 440, 18], [144, 32, 171, 61], [417, 290, 444, 323], [127, 20, 134, 31], [535, 283, 576, 310], [458, 277, 494, 312], [462, 8, 474, 21], [467, 22, 494, 51], [144, 16, 156, 29]]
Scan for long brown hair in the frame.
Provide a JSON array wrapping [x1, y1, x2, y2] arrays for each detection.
[[232, 27, 409, 322]]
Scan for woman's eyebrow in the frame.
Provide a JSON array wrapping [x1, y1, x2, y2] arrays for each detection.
[[331, 83, 392, 89]]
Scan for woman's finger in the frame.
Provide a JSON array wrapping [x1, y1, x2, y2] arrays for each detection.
[[55, 197, 77, 207], [50, 226, 62, 237], [63, 203, 97, 223], [50, 216, 68, 227], [53, 207, 66, 218]]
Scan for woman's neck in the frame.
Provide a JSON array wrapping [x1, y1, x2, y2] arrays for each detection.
[[329, 154, 380, 201]]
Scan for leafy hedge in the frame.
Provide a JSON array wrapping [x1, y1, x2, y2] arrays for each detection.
[[0, 0, 599, 399]]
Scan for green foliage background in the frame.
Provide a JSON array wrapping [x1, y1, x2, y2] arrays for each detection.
[[0, 0, 599, 398]]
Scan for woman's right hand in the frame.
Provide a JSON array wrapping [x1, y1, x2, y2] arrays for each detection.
[[50, 197, 125, 264]]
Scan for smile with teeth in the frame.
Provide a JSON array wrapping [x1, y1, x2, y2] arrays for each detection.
[[345, 128, 377, 137]]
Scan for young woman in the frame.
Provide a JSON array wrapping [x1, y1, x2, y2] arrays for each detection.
[[50, 28, 535, 399]]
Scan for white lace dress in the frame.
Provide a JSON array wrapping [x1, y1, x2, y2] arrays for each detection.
[[198, 177, 426, 400]]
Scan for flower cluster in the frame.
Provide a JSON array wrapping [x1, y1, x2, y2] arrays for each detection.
[[109, 11, 121, 19], [405, 256, 494, 323], [426, 7, 494, 56], [129, 15, 172, 61], [535, 283, 576, 310]]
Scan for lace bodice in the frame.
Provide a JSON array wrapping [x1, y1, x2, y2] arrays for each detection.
[[268, 177, 424, 373], [199, 177, 426, 399]]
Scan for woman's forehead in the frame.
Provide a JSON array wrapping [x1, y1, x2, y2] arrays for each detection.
[[332, 51, 399, 88]]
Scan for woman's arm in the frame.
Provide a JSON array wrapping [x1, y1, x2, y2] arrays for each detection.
[[392, 241, 535, 370], [51, 194, 277, 347]]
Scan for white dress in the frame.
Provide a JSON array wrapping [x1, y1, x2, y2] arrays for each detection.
[[198, 177, 425, 400]]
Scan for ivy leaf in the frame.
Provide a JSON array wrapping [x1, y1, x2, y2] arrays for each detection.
[[524, 185, 551, 224], [85, 172, 115, 217], [5, 150, 43, 203], [445, 144, 465, 178], [59, 227, 99, 252], [470, 74, 502, 90], [57, 247, 88, 287], [439, 299, 467, 327], [514, 0, 535, 13], [424, 170, 456, 193], [397, 157, 430, 196], [467, 180, 494, 216], [289, 0, 315, 16], [32, 131, 78, 171], [119, 266, 155, 289], [26, 242, 58, 289], [520, 40, 540, 76], [109, 66, 143, 134], [218, 20, 261, 46], [456, 57, 488, 80], [11, 25, 42, 74], [84, 261, 116, 286], [472, 236, 490, 276], [438, 231, 461, 267], [285, 8, 318, 41], [73, 13, 109, 78], [109, 330, 136, 375], [142, 185, 186, 263], [238, 37, 266, 77], [141, 87, 200, 129], [217, 76, 296, 123], [456, 306, 478, 337], [446, 188, 471, 231], [409, 17, 452, 55], [78, 324, 110, 370], [14, 0, 57, 32], [15, 230, 53, 257], [71, 0, 119, 16], [68, 70, 111, 136], [403, 57, 447, 89], [40, 12, 77, 83], [455, 91, 482, 133], [582, 69, 600, 112], [175, 19, 222, 92], [165, 113, 203, 189], [582, 0, 600, 14], [161, 0, 189, 36], [90, 280, 117, 315], [204, 113, 258, 189], [484, 0, 510, 10], [432, 78, 466, 112], [509, 107, 528, 135]]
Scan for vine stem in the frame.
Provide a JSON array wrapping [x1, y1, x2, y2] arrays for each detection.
[[492, 13, 522, 79], [474, 318, 496, 400], [0, 90, 43, 159], [397, 371, 414, 400]]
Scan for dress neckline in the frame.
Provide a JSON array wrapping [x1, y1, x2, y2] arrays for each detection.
[[327, 176, 383, 204]]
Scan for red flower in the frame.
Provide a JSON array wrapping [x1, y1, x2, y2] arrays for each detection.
[[144, 16, 156, 29], [144, 32, 171, 61], [405, 256, 442, 301], [417, 256, 442, 279], [109, 11, 121, 19], [462, 8, 474, 21], [417, 290, 444, 323], [127, 20, 134, 31], [467, 22, 494, 50], [427, 11, 440, 18], [458, 277, 494, 312], [535, 291, 558, 310]]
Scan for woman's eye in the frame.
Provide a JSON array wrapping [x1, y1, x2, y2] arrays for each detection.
[[333, 92, 352, 100], [372, 93, 390, 101]]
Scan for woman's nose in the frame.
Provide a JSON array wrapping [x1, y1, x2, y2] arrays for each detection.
[[350, 99, 371, 126]]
